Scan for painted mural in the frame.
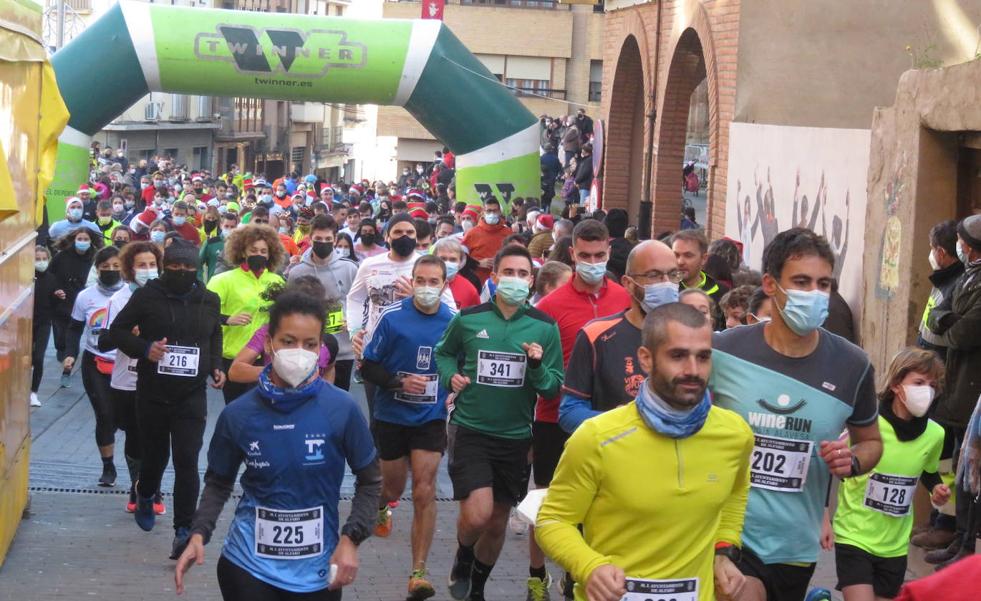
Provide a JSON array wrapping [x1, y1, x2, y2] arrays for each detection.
[[725, 123, 870, 315]]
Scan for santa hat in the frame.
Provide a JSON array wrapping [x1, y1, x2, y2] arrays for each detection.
[[130, 208, 158, 232], [65, 196, 83, 208], [408, 201, 428, 219], [407, 188, 425, 201], [462, 205, 481, 221], [721, 236, 744, 257], [191, 175, 203, 183], [536, 214, 554, 230], [349, 184, 364, 197], [77, 183, 92, 196]]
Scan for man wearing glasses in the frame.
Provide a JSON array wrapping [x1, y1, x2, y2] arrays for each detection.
[[559, 240, 683, 433]]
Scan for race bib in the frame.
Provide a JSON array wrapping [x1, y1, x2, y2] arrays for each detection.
[[477, 350, 526, 387], [394, 372, 439, 404], [622, 577, 698, 601], [255, 506, 324, 559], [864, 473, 917, 516], [750, 435, 812, 492], [157, 345, 199, 377], [325, 309, 345, 334]]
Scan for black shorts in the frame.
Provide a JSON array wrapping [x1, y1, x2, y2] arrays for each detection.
[[736, 546, 816, 601], [834, 543, 907, 598], [449, 425, 531, 506], [372, 419, 447, 461], [532, 421, 569, 487]]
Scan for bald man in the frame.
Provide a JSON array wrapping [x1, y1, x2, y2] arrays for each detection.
[[559, 240, 685, 432]]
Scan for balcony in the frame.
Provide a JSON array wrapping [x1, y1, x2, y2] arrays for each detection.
[[317, 128, 347, 155], [291, 102, 326, 123]]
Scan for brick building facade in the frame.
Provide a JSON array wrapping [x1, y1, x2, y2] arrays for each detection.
[[601, 0, 739, 238]]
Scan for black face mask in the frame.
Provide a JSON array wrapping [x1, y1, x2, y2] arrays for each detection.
[[161, 268, 196, 295], [203, 219, 218, 234], [194, 187, 203, 193], [113, 239, 127, 249], [246, 254, 268, 272], [312, 240, 334, 260], [99, 270, 121, 287], [360, 233, 376, 246], [391, 235, 417, 258]]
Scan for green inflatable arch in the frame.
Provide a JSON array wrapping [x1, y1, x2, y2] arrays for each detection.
[[47, 1, 539, 219]]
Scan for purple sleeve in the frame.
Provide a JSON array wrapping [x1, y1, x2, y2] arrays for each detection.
[[245, 324, 269, 354], [319, 345, 330, 369]]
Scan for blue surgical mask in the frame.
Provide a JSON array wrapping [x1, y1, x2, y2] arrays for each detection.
[[496, 276, 529, 306], [68, 208, 83, 221], [151, 230, 166, 244], [74, 239, 91, 253], [445, 261, 460, 280], [776, 284, 829, 336], [484, 213, 500, 225], [640, 281, 679, 312], [172, 216, 186, 227], [134, 267, 158, 287], [956, 241, 970, 265], [576, 261, 608, 285]]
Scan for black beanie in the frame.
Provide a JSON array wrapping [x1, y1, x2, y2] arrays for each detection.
[[164, 239, 199, 268]]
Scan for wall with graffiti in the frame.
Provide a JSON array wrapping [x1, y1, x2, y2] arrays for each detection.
[[724, 122, 871, 316]]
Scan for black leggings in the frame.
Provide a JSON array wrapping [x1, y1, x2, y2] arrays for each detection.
[[110, 388, 141, 461], [32, 319, 51, 393], [333, 359, 353, 392], [217, 555, 342, 601], [51, 314, 71, 363], [81, 351, 116, 447], [222, 356, 256, 404], [137, 390, 207, 529]]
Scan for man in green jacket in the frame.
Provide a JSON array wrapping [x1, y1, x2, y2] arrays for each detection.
[[197, 212, 238, 282], [435, 244, 564, 601]]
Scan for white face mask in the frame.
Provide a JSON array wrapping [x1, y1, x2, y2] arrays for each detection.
[[901, 384, 935, 417], [928, 249, 940, 271], [272, 347, 319, 388]]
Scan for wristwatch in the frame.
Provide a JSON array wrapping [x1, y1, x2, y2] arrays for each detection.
[[714, 543, 742, 564], [849, 455, 862, 478]]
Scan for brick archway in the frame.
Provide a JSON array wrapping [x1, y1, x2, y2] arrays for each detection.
[[604, 34, 648, 223]]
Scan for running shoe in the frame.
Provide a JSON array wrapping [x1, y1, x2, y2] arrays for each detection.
[[134, 495, 155, 531], [467, 593, 485, 601], [804, 589, 832, 601], [374, 507, 393, 538], [153, 491, 166, 515], [30, 392, 41, 407], [447, 551, 473, 601], [60, 371, 71, 388], [407, 569, 436, 600], [388, 500, 400, 509], [170, 527, 191, 560], [126, 486, 137, 513], [526, 573, 552, 601], [99, 463, 117, 487]]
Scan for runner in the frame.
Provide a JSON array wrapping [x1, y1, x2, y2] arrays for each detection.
[[433, 237, 481, 310], [559, 240, 681, 433], [101, 241, 165, 514], [286, 214, 358, 390], [531, 218, 631, 598], [709, 228, 883, 601], [672, 229, 730, 327], [346, 214, 454, 423], [63, 245, 125, 486], [831, 348, 948, 601], [536, 302, 753, 601], [175, 289, 381, 600], [435, 245, 564, 601], [101, 240, 226, 559], [361, 255, 455, 600], [207, 224, 286, 403]]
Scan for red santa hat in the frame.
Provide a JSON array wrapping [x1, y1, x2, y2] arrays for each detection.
[[462, 205, 481, 221], [349, 184, 364, 197], [407, 188, 425, 201], [76, 183, 92, 196]]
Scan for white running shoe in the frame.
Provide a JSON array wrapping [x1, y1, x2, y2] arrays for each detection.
[[30, 392, 41, 407]]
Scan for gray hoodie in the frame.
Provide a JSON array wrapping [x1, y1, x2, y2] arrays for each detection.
[[287, 248, 359, 361]]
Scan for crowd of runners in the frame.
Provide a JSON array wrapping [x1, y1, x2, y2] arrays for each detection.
[[30, 147, 981, 601]]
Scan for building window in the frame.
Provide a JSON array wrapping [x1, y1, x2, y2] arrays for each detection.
[[589, 60, 602, 103], [505, 78, 550, 97], [459, 0, 560, 8]]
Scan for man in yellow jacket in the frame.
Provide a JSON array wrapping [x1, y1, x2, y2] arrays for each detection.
[[536, 302, 753, 601]]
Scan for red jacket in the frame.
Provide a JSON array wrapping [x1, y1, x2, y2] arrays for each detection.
[[448, 275, 480, 310], [895, 555, 981, 601], [533, 275, 631, 422], [461, 220, 511, 282]]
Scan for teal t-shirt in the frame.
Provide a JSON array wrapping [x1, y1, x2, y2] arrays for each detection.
[[834, 415, 942, 557], [709, 324, 878, 564]]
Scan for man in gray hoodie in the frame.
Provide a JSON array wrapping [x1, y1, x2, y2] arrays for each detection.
[[287, 214, 359, 390]]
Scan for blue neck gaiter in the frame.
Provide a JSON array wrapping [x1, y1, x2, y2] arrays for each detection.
[[256, 365, 323, 413], [635, 380, 711, 439]]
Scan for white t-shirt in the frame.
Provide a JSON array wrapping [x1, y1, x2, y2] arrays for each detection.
[[345, 252, 456, 343], [71, 285, 119, 360], [105, 285, 139, 391]]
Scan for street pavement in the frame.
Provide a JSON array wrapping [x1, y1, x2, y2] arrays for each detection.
[[0, 349, 942, 600]]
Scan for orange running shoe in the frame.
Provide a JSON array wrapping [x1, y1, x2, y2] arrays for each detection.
[[408, 569, 436, 600], [374, 507, 393, 538]]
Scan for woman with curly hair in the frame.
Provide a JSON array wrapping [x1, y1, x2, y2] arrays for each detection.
[[206, 224, 286, 403]]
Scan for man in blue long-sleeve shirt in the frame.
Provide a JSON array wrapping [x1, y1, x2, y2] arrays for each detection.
[[559, 240, 681, 432]]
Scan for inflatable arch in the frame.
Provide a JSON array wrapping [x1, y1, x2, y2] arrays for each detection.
[[47, 1, 540, 218]]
